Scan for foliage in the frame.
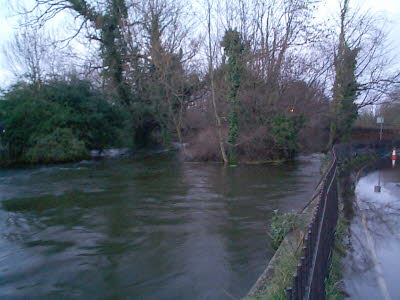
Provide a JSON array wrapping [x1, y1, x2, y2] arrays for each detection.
[[25, 128, 88, 163], [270, 115, 306, 159], [0, 78, 124, 164], [256, 251, 299, 300], [268, 210, 299, 250], [248, 227, 301, 300], [68, 0, 131, 105], [325, 213, 347, 300], [329, 1, 360, 147], [39, 77, 125, 149], [338, 153, 378, 175], [221, 29, 246, 164]]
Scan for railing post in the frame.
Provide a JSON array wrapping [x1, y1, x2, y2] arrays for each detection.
[[294, 274, 299, 299], [286, 287, 293, 300], [298, 264, 303, 300], [301, 255, 307, 285]]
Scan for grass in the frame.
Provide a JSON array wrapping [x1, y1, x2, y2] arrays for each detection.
[[248, 241, 301, 300], [325, 210, 348, 299], [263, 250, 300, 300], [255, 211, 347, 300], [247, 210, 303, 300], [268, 210, 299, 250]]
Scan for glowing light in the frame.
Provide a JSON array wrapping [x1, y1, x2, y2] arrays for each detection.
[[290, 108, 295, 113]]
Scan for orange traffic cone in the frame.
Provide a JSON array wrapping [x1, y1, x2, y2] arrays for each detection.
[[392, 148, 396, 168]]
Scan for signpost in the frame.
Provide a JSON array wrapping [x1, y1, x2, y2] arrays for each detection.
[[375, 117, 384, 192], [377, 117, 384, 140]]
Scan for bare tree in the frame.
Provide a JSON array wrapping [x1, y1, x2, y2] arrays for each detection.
[[205, 0, 228, 163], [2, 23, 73, 87], [347, 10, 400, 108], [19, 0, 134, 104], [327, 0, 400, 146], [137, 0, 200, 145]]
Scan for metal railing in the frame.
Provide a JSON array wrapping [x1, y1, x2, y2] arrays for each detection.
[[286, 141, 394, 300]]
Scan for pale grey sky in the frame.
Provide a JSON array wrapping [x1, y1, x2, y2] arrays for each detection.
[[0, 0, 399, 89]]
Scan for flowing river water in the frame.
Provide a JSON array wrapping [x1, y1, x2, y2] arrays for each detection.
[[0, 152, 323, 299]]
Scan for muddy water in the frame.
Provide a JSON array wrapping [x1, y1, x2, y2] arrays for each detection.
[[0, 153, 323, 299]]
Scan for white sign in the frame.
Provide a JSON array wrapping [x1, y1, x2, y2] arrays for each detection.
[[377, 117, 384, 124]]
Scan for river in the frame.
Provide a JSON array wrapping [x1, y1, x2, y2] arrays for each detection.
[[0, 152, 322, 299]]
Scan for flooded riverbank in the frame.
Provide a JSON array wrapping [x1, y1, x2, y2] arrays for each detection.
[[0, 153, 323, 299]]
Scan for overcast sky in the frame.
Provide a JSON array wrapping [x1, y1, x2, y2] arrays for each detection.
[[0, 0, 399, 89]]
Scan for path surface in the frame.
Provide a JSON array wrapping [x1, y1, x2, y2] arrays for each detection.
[[343, 164, 400, 300]]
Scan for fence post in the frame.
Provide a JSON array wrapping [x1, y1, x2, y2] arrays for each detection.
[[286, 287, 293, 300]]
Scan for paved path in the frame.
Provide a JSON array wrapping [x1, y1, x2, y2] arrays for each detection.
[[343, 166, 400, 300]]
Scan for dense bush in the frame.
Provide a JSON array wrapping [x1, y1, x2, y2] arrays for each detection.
[[0, 78, 124, 164], [270, 115, 306, 159], [25, 128, 88, 163]]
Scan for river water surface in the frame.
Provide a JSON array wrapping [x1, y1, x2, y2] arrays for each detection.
[[0, 153, 322, 299]]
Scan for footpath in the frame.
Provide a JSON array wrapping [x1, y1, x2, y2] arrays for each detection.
[[343, 166, 400, 300]]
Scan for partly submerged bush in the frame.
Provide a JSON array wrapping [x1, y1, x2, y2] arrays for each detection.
[[25, 128, 88, 163], [0, 78, 124, 164]]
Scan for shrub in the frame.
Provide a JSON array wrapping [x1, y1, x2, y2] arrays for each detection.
[[0, 78, 124, 164], [269, 210, 299, 250], [270, 115, 305, 159], [25, 128, 88, 163]]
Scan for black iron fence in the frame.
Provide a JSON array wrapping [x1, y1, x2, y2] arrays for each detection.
[[286, 141, 395, 300]]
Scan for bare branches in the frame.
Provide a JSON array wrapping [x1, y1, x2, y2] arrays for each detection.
[[2, 23, 77, 85]]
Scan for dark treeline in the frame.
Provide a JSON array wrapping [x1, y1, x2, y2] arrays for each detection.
[[0, 0, 399, 165]]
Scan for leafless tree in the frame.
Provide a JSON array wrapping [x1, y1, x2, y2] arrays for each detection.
[[204, 0, 228, 163], [328, 0, 400, 108], [2, 22, 74, 87]]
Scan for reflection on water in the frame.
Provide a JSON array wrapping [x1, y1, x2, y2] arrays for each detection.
[[0, 153, 323, 299], [343, 167, 400, 300]]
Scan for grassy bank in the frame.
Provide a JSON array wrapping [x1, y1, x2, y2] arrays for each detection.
[[247, 209, 309, 300], [268, 210, 299, 250]]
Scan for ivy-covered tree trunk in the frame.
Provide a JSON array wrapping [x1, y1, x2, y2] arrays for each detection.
[[328, 0, 360, 149], [221, 29, 245, 164], [68, 0, 130, 105]]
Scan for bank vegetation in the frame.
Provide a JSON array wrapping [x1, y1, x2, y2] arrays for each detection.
[[0, 0, 399, 165]]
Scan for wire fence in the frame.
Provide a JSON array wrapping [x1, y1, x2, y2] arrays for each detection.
[[286, 141, 394, 300]]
